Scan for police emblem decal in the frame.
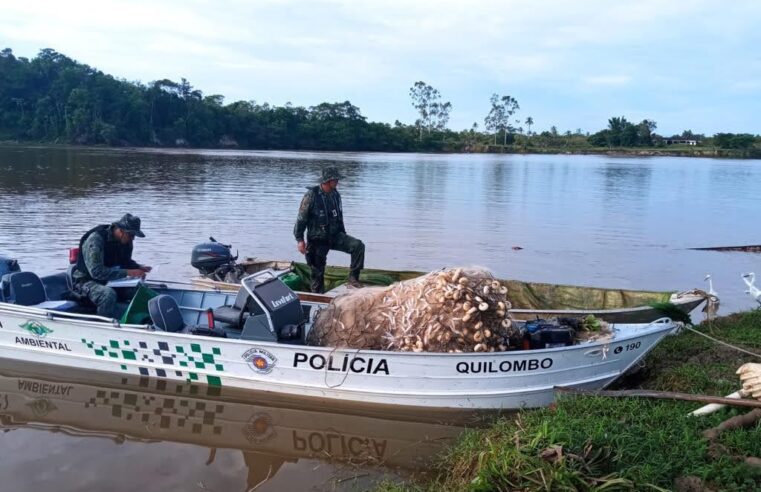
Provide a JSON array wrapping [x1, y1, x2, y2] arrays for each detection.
[[243, 348, 277, 374], [243, 412, 276, 444]]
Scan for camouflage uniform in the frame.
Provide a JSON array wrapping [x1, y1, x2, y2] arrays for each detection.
[[72, 214, 145, 318], [294, 168, 365, 293]]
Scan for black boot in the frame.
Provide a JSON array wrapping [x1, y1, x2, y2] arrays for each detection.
[[347, 274, 362, 288]]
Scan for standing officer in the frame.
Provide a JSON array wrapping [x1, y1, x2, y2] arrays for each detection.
[[294, 167, 365, 293], [72, 213, 152, 317]]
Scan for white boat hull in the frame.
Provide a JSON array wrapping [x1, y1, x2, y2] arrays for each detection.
[[0, 302, 677, 409]]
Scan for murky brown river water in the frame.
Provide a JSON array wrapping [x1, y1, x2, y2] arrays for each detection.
[[0, 144, 760, 490], [0, 359, 474, 491]]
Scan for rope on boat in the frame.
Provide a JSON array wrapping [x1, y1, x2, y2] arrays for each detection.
[[322, 346, 361, 389], [675, 288, 720, 320], [684, 325, 761, 360]]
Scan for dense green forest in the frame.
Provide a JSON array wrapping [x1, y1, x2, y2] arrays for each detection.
[[1, 48, 759, 156]]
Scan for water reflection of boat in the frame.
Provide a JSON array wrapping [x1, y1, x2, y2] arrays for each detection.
[[0, 359, 474, 489]]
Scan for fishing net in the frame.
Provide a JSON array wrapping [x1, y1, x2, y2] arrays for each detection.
[[307, 267, 520, 352]]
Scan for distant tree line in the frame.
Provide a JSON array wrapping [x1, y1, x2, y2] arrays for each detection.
[[712, 133, 757, 150], [0, 48, 424, 151], [1, 48, 759, 155], [588, 117, 657, 147], [586, 117, 758, 150]]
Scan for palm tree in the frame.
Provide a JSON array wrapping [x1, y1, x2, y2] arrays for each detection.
[[525, 116, 534, 136]]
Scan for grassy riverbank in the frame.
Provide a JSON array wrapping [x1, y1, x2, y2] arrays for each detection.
[[466, 143, 761, 159], [382, 309, 761, 491]]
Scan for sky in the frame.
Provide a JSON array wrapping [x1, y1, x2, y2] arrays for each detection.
[[1, 0, 760, 136]]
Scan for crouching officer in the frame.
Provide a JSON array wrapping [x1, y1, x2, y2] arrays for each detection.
[[72, 213, 152, 318], [294, 167, 365, 293]]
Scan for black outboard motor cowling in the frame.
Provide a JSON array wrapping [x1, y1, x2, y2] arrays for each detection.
[[191, 238, 237, 274], [0, 256, 20, 277]]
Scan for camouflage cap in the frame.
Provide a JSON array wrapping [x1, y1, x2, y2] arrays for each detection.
[[113, 213, 145, 238], [321, 167, 344, 183]]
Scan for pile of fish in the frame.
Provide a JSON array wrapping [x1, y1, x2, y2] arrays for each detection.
[[307, 267, 519, 352]]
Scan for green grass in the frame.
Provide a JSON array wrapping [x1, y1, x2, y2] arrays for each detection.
[[381, 309, 761, 491], [637, 309, 761, 395]]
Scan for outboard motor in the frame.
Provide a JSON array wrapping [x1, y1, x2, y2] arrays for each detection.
[[191, 237, 238, 275], [238, 271, 306, 344]]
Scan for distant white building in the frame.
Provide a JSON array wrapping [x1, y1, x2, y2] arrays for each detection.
[[664, 138, 699, 146]]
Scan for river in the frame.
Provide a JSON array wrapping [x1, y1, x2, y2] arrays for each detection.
[[0, 144, 759, 490]]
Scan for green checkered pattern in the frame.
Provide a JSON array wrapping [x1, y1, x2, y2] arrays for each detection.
[[81, 337, 225, 387]]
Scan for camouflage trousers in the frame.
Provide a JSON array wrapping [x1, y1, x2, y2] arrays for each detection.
[[305, 233, 365, 293], [76, 280, 118, 318]]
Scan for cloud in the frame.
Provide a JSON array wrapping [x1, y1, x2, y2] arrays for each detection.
[[584, 75, 632, 86], [729, 80, 761, 93]]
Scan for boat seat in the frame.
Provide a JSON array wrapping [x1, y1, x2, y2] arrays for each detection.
[[148, 295, 188, 333], [1, 272, 78, 311], [148, 295, 227, 338], [213, 288, 255, 329]]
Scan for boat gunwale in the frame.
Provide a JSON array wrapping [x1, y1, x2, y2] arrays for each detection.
[[509, 296, 704, 316], [188, 276, 706, 307]]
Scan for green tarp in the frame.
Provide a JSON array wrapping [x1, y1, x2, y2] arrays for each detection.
[[501, 279, 673, 311], [290, 262, 423, 293], [290, 262, 673, 310], [119, 284, 160, 325]]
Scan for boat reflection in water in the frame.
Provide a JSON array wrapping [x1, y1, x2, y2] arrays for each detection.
[[0, 359, 482, 491]]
